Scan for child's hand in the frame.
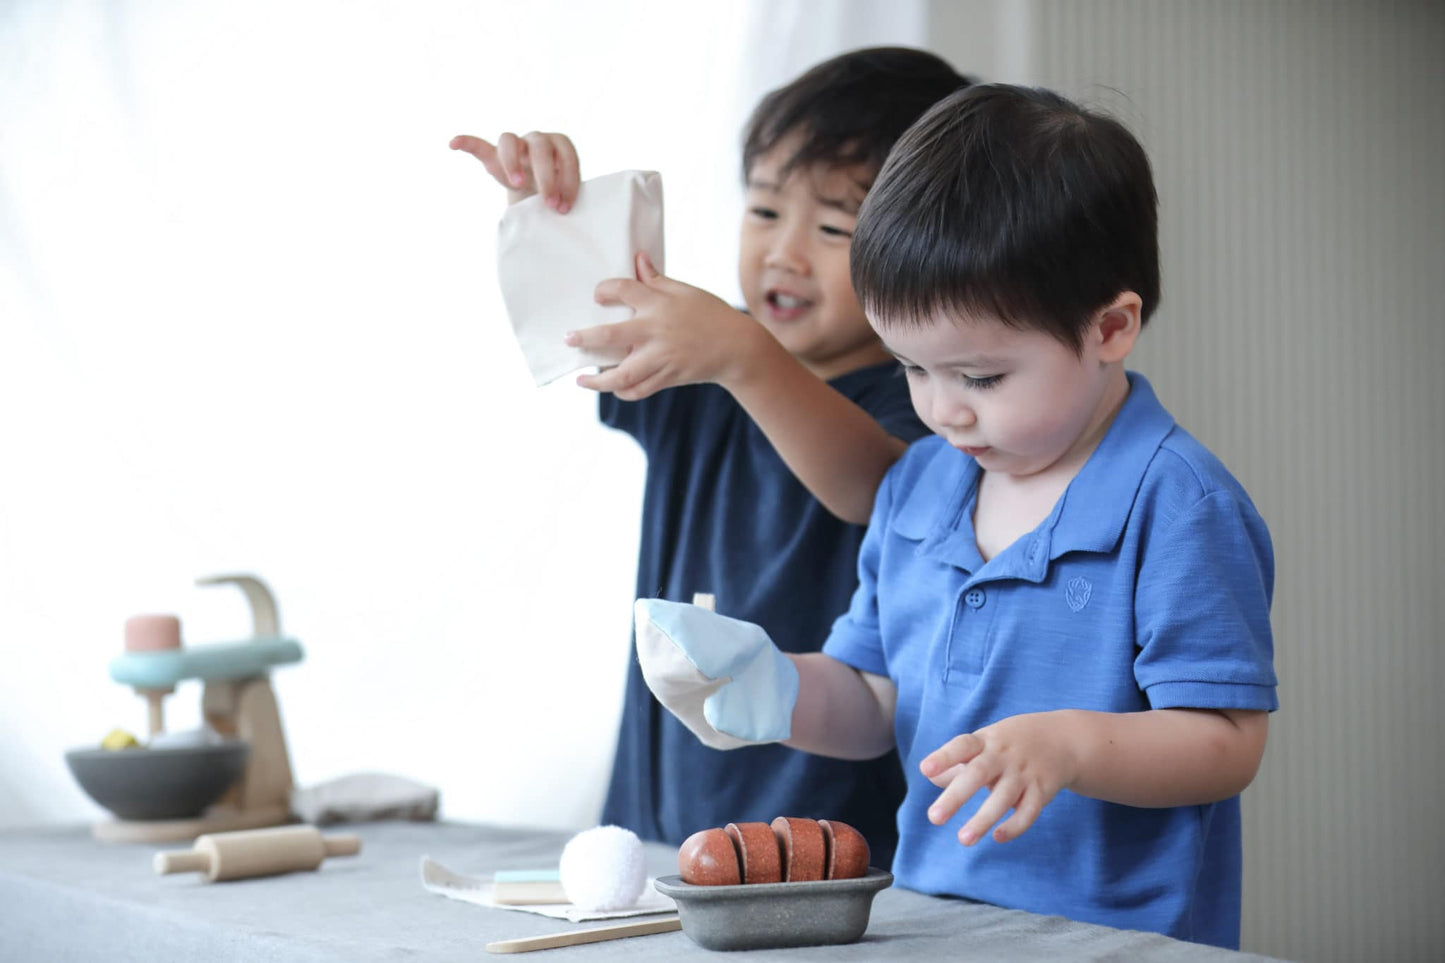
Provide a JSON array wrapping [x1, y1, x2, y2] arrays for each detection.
[[568, 253, 770, 400], [919, 711, 1080, 846], [448, 131, 580, 212]]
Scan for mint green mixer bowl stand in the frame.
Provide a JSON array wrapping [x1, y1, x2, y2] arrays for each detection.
[[109, 635, 302, 690], [109, 573, 302, 689]]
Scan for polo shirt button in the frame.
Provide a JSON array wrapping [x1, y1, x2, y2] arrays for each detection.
[[964, 588, 986, 609]]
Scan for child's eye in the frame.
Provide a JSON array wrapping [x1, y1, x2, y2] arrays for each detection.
[[961, 373, 1004, 390], [897, 362, 925, 377], [820, 225, 853, 238], [748, 206, 778, 220]]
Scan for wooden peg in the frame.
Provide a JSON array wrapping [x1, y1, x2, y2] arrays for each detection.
[[141, 689, 168, 738]]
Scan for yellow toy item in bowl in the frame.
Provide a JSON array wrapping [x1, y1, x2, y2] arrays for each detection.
[[101, 728, 140, 750]]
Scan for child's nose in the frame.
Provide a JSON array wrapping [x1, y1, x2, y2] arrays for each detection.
[[934, 392, 976, 429], [764, 223, 810, 274]]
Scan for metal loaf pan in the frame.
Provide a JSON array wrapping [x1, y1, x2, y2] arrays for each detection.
[[653, 868, 893, 951]]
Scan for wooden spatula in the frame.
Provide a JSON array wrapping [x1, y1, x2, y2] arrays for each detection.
[[485, 916, 682, 954]]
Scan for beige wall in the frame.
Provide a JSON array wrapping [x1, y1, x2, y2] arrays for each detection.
[[932, 2, 1445, 959]]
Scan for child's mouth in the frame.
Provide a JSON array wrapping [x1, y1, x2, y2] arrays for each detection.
[[765, 291, 812, 321]]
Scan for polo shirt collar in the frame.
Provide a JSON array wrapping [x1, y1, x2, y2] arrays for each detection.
[[892, 371, 1175, 579], [1045, 371, 1175, 559]]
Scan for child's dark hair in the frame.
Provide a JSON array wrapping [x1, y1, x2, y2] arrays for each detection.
[[741, 47, 973, 184], [851, 84, 1160, 352]]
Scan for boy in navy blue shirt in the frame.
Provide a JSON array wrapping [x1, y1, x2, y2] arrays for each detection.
[[635, 84, 1277, 948], [451, 49, 973, 865]]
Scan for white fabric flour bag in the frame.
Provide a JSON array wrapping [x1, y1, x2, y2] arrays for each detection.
[[495, 170, 664, 386]]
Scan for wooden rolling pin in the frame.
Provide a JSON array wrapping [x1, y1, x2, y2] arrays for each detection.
[[154, 825, 360, 882]]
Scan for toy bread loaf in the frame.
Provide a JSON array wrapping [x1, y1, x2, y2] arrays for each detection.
[[678, 817, 868, 885], [726, 822, 782, 883]]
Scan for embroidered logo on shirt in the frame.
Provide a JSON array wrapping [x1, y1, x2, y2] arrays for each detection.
[[1065, 576, 1092, 613]]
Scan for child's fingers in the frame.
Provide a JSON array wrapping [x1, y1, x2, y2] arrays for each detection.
[[448, 134, 495, 160], [565, 319, 643, 355], [926, 763, 991, 826], [495, 132, 530, 189], [922, 762, 966, 789], [920, 732, 984, 780], [577, 356, 653, 395], [957, 779, 1022, 846], [574, 370, 609, 393], [594, 277, 651, 308], [514, 131, 579, 211], [576, 361, 629, 393], [551, 135, 581, 211], [524, 131, 565, 208], [636, 251, 663, 282], [988, 790, 1046, 844], [449, 135, 510, 186], [926, 777, 982, 827], [610, 368, 671, 402]]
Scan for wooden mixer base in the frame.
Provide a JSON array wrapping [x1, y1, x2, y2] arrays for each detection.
[[92, 804, 291, 844]]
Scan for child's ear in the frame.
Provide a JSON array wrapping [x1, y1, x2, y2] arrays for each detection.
[[1091, 291, 1143, 364]]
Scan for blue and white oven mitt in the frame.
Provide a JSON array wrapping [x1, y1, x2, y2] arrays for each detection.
[[633, 598, 798, 750]]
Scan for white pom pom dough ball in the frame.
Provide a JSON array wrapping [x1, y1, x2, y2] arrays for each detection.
[[559, 825, 646, 911]]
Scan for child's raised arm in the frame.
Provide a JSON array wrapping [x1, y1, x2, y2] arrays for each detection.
[[572, 254, 906, 524], [453, 133, 908, 524]]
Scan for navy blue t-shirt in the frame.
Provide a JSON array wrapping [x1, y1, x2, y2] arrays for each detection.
[[598, 361, 926, 867]]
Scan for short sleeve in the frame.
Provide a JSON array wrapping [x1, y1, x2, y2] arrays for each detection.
[[821, 465, 897, 678], [1134, 490, 1278, 711], [599, 388, 691, 451], [851, 370, 929, 444], [598, 391, 644, 438]]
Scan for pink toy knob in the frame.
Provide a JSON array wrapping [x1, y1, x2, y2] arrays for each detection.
[[124, 614, 181, 652]]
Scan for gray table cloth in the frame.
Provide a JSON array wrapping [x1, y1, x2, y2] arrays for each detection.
[[0, 821, 1284, 961]]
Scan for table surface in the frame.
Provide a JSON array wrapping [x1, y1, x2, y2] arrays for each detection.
[[0, 820, 1282, 961]]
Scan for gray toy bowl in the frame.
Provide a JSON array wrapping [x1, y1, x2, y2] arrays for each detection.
[[654, 868, 893, 951], [65, 741, 250, 820]]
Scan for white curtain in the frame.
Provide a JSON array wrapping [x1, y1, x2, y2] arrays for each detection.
[[0, 0, 935, 830], [0, 0, 752, 830]]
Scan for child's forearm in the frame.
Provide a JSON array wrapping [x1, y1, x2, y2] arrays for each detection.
[[783, 653, 896, 760], [722, 336, 905, 525], [1063, 707, 1269, 807]]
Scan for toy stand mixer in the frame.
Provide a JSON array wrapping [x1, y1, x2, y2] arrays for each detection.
[[65, 574, 304, 843]]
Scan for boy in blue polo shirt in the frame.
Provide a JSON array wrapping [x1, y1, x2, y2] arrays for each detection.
[[452, 49, 974, 866], [634, 83, 1276, 949]]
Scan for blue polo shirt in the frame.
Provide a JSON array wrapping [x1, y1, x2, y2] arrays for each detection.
[[600, 361, 928, 867], [823, 373, 1277, 949]]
